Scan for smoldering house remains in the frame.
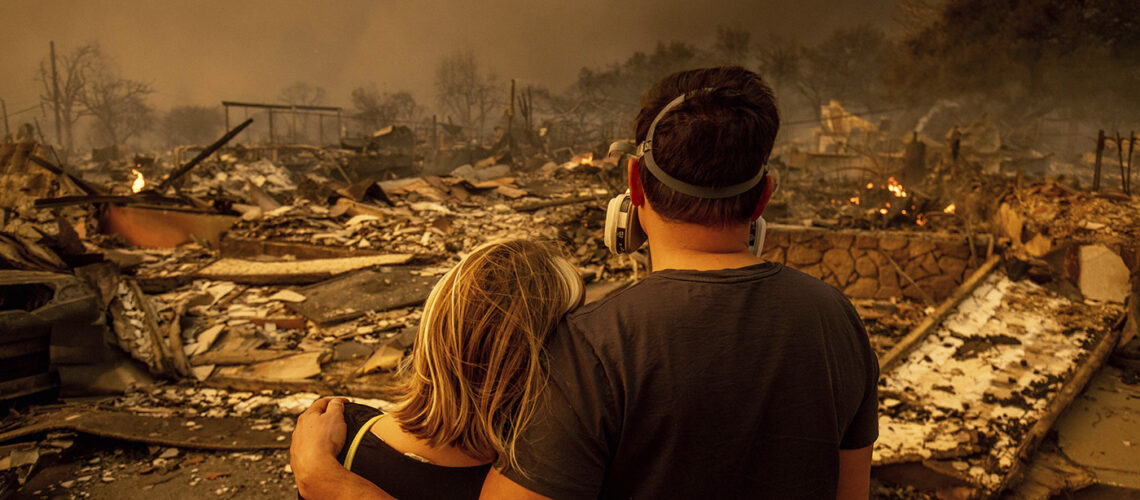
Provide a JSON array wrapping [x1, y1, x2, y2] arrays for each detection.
[[2, 81, 1139, 497]]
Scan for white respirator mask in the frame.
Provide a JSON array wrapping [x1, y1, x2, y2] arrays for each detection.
[[603, 90, 770, 257]]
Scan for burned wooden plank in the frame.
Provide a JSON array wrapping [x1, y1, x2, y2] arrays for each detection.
[[26, 154, 104, 196], [996, 322, 1123, 495], [219, 237, 383, 260], [0, 407, 288, 451], [127, 280, 175, 376], [214, 351, 323, 381], [880, 255, 1002, 372], [285, 267, 438, 325], [190, 349, 295, 366], [33, 193, 188, 209], [194, 254, 413, 285]]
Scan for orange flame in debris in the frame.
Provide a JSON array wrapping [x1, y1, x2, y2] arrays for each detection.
[[849, 196, 860, 205], [878, 208, 888, 215], [580, 153, 594, 166], [866, 182, 875, 189], [886, 177, 907, 198], [943, 203, 956, 214], [130, 169, 145, 194], [916, 213, 928, 226]]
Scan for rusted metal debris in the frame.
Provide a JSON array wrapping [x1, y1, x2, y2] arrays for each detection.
[[101, 205, 239, 249]]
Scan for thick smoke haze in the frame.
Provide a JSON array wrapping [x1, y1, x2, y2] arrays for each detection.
[[1, 0, 896, 114]]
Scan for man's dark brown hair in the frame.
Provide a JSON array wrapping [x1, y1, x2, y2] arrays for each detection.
[[634, 66, 779, 226]]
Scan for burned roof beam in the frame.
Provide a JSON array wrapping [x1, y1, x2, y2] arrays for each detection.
[[33, 193, 188, 209], [221, 101, 342, 113], [156, 118, 254, 193], [28, 155, 105, 196]]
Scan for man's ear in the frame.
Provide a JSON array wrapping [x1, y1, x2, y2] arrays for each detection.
[[628, 157, 645, 206], [749, 175, 777, 221]]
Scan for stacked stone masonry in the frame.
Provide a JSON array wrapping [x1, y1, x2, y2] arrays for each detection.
[[761, 225, 982, 302]]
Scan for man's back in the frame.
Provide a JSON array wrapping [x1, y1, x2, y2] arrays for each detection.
[[503, 262, 878, 499]]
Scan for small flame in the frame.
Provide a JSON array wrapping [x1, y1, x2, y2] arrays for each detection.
[[916, 213, 928, 226], [130, 169, 145, 193], [580, 153, 594, 166], [848, 196, 860, 205], [866, 182, 874, 189], [943, 203, 956, 214], [886, 177, 908, 198], [878, 208, 888, 215]]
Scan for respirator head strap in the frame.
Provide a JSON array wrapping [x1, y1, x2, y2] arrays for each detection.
[[637, 91, 767, 200]]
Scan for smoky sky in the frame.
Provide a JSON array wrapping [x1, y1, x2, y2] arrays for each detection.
[[1, 0, 897, 116]]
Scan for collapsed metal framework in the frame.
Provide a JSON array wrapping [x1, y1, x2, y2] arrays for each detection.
[[221, 101, 343, 146]]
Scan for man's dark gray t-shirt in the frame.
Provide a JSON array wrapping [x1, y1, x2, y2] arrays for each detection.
[[502, 262, 879, 499]]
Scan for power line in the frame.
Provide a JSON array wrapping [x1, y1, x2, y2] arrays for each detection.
[[7, 102, 44, 118]]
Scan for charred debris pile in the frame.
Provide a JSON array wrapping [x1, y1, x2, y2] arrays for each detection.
[[1, 106, 1138, 498]]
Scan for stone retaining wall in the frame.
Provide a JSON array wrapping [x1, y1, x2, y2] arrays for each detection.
[[760, 225, 986, 302]]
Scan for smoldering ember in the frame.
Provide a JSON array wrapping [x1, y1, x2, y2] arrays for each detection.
[[2, 2, 1139, 499]]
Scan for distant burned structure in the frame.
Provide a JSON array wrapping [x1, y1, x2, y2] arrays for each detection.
[[221, 101, 343, 146]]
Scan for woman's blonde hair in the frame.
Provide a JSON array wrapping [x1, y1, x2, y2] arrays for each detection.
[[388, 239, 583, 472]]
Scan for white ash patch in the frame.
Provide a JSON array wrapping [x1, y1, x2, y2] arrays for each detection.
[[874, 272, 1118, 491]]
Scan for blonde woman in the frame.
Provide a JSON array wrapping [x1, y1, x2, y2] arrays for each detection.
[[293, 239, 583, 500]]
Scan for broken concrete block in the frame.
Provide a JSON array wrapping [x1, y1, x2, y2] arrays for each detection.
[[357, 343, 405, 375], [475, 164, 511, 182], [191, 325, 225, 356], [1079, 245, 1131, 303], [267, 290, 307, 303], [191, 365, 215, 382], [496, 185, 528, 199], [449, 164, 477, 181], [218, 351, 323, 381]]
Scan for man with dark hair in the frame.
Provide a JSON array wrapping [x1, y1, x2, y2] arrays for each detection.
[[292, 66, 877, 499]]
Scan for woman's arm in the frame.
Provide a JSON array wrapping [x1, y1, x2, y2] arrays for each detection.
[[290, 398, 395, 500]]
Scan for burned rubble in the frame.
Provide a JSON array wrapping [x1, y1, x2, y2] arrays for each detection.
[[1, 97, 1138, 499]]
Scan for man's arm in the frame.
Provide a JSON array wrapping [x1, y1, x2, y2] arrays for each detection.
[[480, 467, 552, 500], [289, 397, 395, 500], [835, 446, 872, 500]]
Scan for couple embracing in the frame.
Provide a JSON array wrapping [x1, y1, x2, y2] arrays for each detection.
[[291, 66, 878, 500]]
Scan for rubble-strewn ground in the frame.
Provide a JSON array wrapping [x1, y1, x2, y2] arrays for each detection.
[[16, 442, 295, 500], [3, 135, 1139, 499]]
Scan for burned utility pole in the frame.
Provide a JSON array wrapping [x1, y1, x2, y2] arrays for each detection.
[[49, 41, 64, 148], [432, 115, 438, 152], [1, 98, 9, 139], [1117, 131, 1130, 196], [1129, 131, 1136, 196], [507, 79, 516, 163], [1093, 130, 1105, 191]]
